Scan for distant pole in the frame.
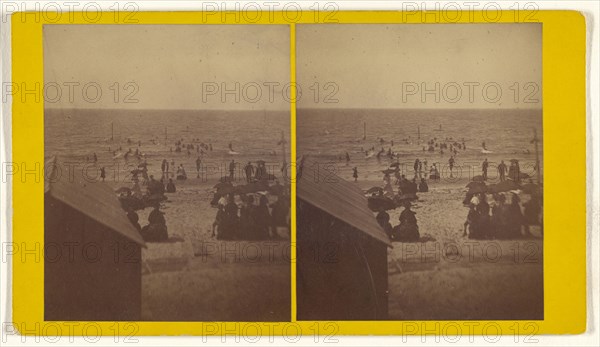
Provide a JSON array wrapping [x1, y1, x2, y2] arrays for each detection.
[[363, 122, 366, 140], [165, 127, 167, 145], [111, 122, 114, 141], [533, 128, 541, 184], [417, 126, 420, 140]]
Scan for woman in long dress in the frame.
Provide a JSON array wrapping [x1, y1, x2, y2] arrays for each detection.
[[383, 173, 394, 197], [507, 193, 523, 238], [392, 201, 419, 242]]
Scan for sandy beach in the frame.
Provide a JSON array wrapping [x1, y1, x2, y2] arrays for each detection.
[[132, 176, 292, 322], [297, 107, 544, 320], [42, 24, 295, 323], [45, 107, 543, 321], [369, 179, 544, 320], [46, 108, 292, 322]]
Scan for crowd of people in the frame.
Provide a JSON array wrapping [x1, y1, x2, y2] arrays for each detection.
[[342, 136, 469, 163], [381, 168, 430, 197], [110, 133, 541, 245], [119, 174, 178, 242], [480, 158, 523, 182], [464, 191, 542, 240], [212, 192, 290, 241], [107, 137, 290, 244], [366, 153, 542, 243], [371, 164, 429, 242]]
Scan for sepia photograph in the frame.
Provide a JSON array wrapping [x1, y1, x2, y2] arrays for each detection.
[[296, 24, 543, 320], [43, 25, 291, 321]]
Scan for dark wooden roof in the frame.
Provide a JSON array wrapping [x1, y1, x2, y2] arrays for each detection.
[[297, 159, 392, 246], [45, 157, 146, 246]]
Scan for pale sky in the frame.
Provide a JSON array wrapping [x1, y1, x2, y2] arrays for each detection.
[[43, 25, 290, 110], [297, 23, 542, 109]]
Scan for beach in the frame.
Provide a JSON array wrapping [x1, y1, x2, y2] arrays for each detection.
[[298, 108, 544, 320], [45, 108, 291, 321], [353, 179, 543, 320], [44, 106, 544, 320]]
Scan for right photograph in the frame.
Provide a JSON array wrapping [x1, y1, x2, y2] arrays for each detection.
[[296, 24, 543, 321]]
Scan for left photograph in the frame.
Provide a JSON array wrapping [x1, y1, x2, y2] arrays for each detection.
[[43, 25, 291, 321]]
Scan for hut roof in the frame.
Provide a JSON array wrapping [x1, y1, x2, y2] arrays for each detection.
[[45, 157, 146, 247], [297, 159, 392, 246]]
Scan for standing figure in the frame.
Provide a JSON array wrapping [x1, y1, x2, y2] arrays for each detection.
[[196, 157, 202, 178], [475, 192, 491, 238], [383, 173, 394, 197], [252, 195, 271, 239], [448, 156, 455, 177], [229, 160, 236, 180], [243, 195, 258, 239], [508, 160, 521, 182], [161, 159, 168, 178], [418, 178, 429, 192], [244, 162, 254, 183], [463, 204, 478, 237], [482, 158, 489, 181], [218, 194, 239, 240], [413, 159, 420, 177], [255, 162, 266, 181], [507, 193, 523, 238], [491, 193, 508, 239], [498, 160, 507, 181], [238, 195, 253, 240]]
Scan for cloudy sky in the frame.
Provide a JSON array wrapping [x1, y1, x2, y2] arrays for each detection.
[[297, 23, 542, 109], [44, 25, 290, 110]]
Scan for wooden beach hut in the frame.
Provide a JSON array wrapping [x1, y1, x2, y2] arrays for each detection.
[[44, 157, 146, 321], [296, 160, 392, 320]]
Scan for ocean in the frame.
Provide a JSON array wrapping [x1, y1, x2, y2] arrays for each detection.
[[45, 108, 290, 183], [297, 108, 543, 182], [44, 107, 542, 184]]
